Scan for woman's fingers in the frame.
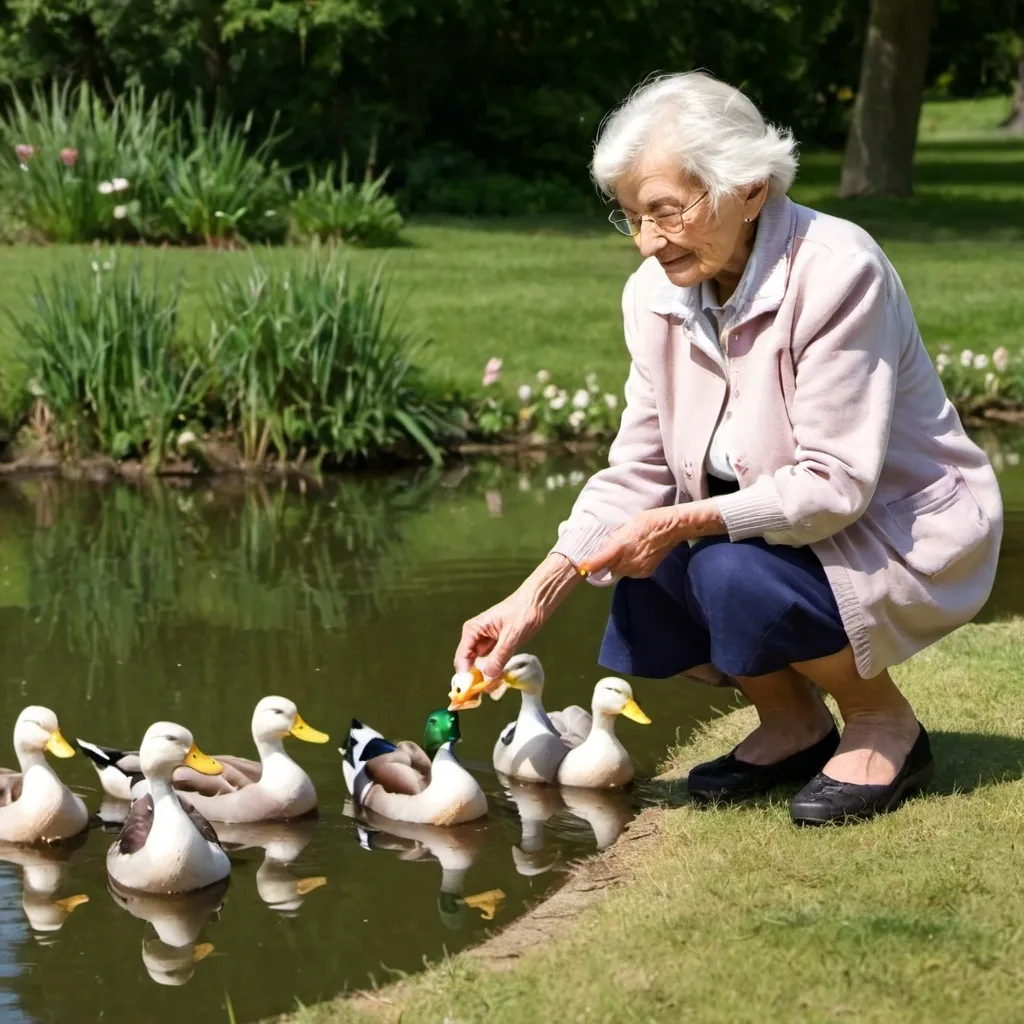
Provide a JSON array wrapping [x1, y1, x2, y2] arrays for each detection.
[[455, 617, 497, 672], [481, 628, 521, 680]]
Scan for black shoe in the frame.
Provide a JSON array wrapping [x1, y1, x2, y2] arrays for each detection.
[[687, 725, 840, 804], [789, 722, 934, 826]]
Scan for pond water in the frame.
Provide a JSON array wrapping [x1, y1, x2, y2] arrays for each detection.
[[0, 432, 1022, 1023]]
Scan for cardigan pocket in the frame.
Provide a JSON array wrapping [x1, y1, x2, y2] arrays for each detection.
[[875, 469, 989, 577]]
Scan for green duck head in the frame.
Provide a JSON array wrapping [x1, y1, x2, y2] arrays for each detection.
[[423, 708, 461, 757]]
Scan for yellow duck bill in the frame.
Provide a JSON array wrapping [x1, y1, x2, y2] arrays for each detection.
[[45, 729, 76, 758], [185, 743, 223, 776], [620, 698, 652, 725], [290, 714, 330, 744]]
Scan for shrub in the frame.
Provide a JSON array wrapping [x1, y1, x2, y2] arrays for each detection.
[[14, 253, 203, 465], [157, 97, 288, 245], [290, 159, 404, 247], [412, 172, 595, 217], [205, 249, 459, 465], [0, 82, 173, 243]]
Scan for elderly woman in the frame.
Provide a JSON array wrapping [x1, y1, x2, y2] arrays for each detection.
[[454, 72, 1002, 825]]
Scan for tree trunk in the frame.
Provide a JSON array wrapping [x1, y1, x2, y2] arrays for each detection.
[[839, 0, 936, 198], [1001, 56, 1024, 134]]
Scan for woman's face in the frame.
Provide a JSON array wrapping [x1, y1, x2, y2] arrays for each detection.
[[615, 156, 767, 290]]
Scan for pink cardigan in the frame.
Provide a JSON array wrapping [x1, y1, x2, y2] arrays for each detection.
[[553, 196, 1003, 678]]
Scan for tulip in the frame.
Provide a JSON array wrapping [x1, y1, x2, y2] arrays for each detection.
[[60, 148, 78, 168]]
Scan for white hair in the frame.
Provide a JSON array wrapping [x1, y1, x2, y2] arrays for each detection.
[[591, 72, 799, 208]]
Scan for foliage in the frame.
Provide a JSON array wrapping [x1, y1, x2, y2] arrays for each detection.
[[290, 159, 404, 246], [13, 253, 202, 464], [204, 248, 459, 465], [0, 81, 288, 245]]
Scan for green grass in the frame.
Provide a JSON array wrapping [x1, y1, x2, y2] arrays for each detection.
[[1, 98, 1021, 417], [281, 620, 1024, 1024]]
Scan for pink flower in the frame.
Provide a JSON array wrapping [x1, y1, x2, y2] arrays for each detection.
[[482, 357, 503, 387], [60, 148, 78, 168], [15, 144, 34, 164]]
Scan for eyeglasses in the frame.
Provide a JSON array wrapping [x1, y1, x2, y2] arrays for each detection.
[[608, 191, 709, 237]]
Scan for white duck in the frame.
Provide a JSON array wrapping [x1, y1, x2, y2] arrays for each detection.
[[342, 709, 487, 826], [79, 697, 329, 823], [500, 779, 564, 877], [0, 707, 88, 843], [106, 723, 230, 894], [449, 656, 650, 787]]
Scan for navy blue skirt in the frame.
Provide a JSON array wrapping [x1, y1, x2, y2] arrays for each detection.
[[598, 479, 849, 680]]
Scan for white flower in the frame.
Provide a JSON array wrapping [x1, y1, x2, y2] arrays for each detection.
[[90, 260, 100, 273], [572, 389, 590, 409], [517, 384, 533, 403], [569, 470, 586, 486], [959, 349, 974, 367], [542, 384, 558, 400], [1006, 452, 1020, 467], [97, 181, 114, 195], [993, 347, 1010, 374], [536, 369, 551, 384], [518, 474, 531, 492], [113, 205, 127, 220], [102, 260, 114, 271], [985, 372, 997, 391], [585, 372, 599, 393], [549, 391, 568, 411], [974, 354, 989, 370], [111, 177, 129, 192], [177, 429, 198, 448], [603, 393, 618, 409], [935, 353, 951, 373], [569, 410, 586, 430], [555, 474, 566, 487], [214, 210, 225, 219], [938, 343, 952, 354], [545, 475, 558, 491]]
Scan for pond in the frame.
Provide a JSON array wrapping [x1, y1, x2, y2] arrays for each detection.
[[0, 432, 1022, 1023]]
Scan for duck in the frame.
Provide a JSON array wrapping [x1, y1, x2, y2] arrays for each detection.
[[0, 838, 89, 942], [78, 696, 329, 823], [0, 706, 88, 843], [341, 709, 487, 826], [212, 819, 325, 917], [448, 656, 650, 787], [107, 876, 227, 987], [352, 809, 503, 930], [106, 722, 231, 894]]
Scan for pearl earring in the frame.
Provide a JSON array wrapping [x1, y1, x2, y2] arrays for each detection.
[[744, 217, 753, 223]]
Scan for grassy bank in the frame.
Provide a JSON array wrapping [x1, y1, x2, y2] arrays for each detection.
[[1, 101, 1021, 409], [285, 620, 1024, 1023]]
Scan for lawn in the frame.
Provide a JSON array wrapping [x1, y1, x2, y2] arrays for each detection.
[[282, 620, 1024, 1024], [0, 98, 1021, 411]]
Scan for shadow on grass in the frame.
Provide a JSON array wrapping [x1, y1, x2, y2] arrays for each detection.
[[641, 728, 1024, 811]]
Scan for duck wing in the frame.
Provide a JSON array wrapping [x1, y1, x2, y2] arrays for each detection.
[[0, 769, 23, 807], [548, 706, 592, 750], [114, 793, 155, 855], [183, 799, 223, 847], [171, 756, 258, 796], [366, 748, 430, 796], [342, 720, 399, 807], [212, 755, 263, 784]]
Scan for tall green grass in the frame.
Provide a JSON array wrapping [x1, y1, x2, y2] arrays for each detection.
[[14, 254, 202, 464], [206, 249, 458, 465]]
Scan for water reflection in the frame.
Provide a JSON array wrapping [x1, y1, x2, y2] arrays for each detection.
[[351, 806, 502, 931], [213, 819, 326, 917], [0, 839, 89, 944], [106, 878, 227, 987], [499, 780, 565, 877]]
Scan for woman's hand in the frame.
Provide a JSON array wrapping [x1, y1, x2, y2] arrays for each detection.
[[579, 499, 727, 580], [455, 554, 580, 679]]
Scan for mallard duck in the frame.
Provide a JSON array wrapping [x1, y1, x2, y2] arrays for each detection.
[[78, 696, 329, 823], [0, 707, 88, 843], [341, 709, 486, 826], [107, 876, 226, 987], [213, 819, 325, 917], [449, 656, 650, 787], [106, 723, 230, 894], [353, 809, 503, 930], [0, 838, 89, 941]]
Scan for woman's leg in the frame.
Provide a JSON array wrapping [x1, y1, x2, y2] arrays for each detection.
[[731, 668, 836, 765], [793, 646, 920, 785]]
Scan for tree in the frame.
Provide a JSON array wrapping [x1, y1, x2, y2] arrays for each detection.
[[1003, 54, 1024, 132], [839, 0, 936, 198]]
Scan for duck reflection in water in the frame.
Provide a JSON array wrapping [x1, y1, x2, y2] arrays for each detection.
[[213, 818, 326, 917], [349, 803, 504, 931], [107, 877, 227, 987], [0, 837, 89, 944]]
